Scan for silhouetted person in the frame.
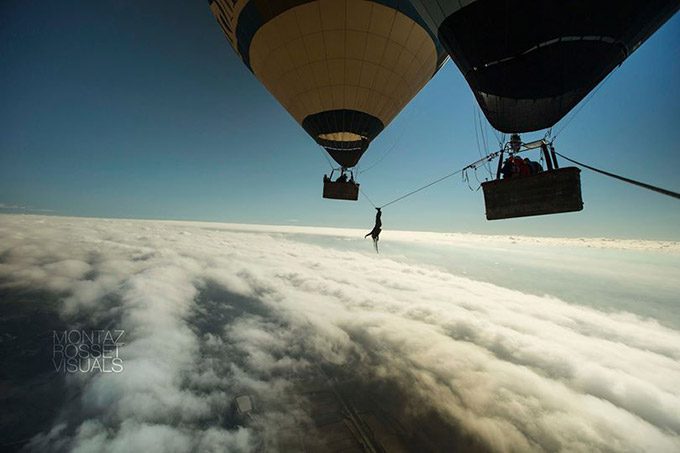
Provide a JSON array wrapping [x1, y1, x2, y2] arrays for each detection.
[[365, 208, 382, 253], [509, 133, 522, 153], [336, 172, 348, 183], [501, 158, 514, 179], [528, 159, 543, 175], [512, 156, 530, 177]]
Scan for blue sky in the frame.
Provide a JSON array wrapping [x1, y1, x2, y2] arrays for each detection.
[[1, 1, 678, 240]]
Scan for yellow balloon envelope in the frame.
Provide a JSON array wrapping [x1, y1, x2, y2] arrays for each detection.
[[210, 0, 447, 168]]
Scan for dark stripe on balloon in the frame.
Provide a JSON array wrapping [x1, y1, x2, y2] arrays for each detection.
[[302, 109, 384, 142], [325, 148, 367, 169], [236, 0, 444, 70], [302, 109, 384, 168]]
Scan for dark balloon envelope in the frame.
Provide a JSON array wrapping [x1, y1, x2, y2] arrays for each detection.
[[410, 0, 679, 133], [209, 0, 447, 168]]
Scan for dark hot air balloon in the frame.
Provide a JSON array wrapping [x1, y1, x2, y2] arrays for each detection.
[[408, 0, 677, 219], [409, 0, 678, 133]]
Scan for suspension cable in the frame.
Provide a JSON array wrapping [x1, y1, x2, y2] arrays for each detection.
[[359, 106, 418, 175], [358, 139, 401, 175], [473, 105, 492, 177], [552, 69, 617, 140], [554, 151, 680, 200], [317, 145, 336, 171], [378, 168, 467, 209], [359, 186, 377, 208], [375, 151, 501, 209], [473, 104, 484, 163], [480, 111, 493, 176]]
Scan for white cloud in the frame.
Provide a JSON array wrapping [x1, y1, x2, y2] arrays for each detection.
[[1, 214, 679, 452]]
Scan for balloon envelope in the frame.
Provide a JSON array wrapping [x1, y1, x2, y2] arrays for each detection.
[[410, 0, 679, 133], [210, 0, 447, 167]]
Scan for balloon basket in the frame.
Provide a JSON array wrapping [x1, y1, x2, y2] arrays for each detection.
[[481, 167, 583, 220], [323, 181, 360, 201]]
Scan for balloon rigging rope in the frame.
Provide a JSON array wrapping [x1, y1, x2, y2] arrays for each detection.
[[475, 105, 493, 177], [552, 69, 618, 140], [317, 145, 336, 171], [357, 135, 403, 175], [359, 187, 377, 209], [361, 147, 679, 211], [358, 106, 418, 175]]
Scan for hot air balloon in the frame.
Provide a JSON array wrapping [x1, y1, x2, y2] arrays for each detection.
[[409, 0, 678, 133], [209, 0, 447, 200], [410, 0, 677, 219]]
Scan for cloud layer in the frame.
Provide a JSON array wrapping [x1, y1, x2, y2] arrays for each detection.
[[1, 215, 679, 452]]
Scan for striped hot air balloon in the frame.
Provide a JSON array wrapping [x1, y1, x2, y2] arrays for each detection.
[[209, 0, 447, 170]]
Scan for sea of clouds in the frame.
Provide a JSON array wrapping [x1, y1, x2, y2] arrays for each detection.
[[0, 214, 679, 452]]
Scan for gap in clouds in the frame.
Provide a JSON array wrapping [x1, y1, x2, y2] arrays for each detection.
[[190, 279, 489, 451], [0, 287, 70, 449]]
